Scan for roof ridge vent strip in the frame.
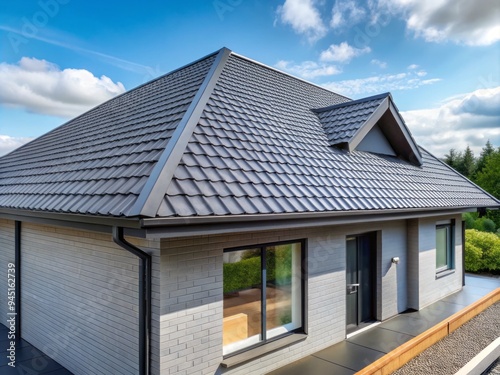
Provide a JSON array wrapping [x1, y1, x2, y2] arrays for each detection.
[[128, 47, 233, 217]]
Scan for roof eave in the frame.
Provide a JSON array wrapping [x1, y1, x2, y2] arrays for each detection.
[[140, 205, 496, 236], [0, 207, 143, 229]]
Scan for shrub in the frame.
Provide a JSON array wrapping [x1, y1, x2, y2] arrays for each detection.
[[463, 212, 477, 229], [223, 246, 293, 293], [474, 218, 497, 233], [464, 242, 482, 272], [223, 256, 261, 294], [465, 229, 500, 272]]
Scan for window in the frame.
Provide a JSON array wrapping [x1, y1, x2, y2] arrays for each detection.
[[436, 222, 454, 272], [222, 241, 304, 356]]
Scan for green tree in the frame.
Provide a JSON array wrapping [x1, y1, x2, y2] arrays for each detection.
[[475, 140, 495, 176], [444, 148, 462, 170], [475, 151, 500, 199], [456, 145, 476, 179]]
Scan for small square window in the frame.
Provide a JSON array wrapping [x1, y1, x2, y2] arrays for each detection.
[[436, 223, 454, 272]]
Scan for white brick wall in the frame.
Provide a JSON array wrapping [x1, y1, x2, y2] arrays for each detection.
[[0, 219, 15, 320], [5, 222, 161, 375], [158, 220, 409, 375], [379, 221, 408, 320], [0, 213, 464, 375], [407, 219, 420, 310], [418, 215, 463, 308]]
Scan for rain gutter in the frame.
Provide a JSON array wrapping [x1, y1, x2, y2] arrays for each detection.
[[140, 207, 481, 239]]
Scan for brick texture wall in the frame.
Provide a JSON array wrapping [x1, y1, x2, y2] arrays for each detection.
[[158, 220, 409, 375]]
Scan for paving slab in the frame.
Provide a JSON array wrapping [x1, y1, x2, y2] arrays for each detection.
[[267, 275, 500, 375], [0, 325, 73, 375], [313, 341, 385, 372], [268, 354, 355, 375], [347, 327, 414, 353]]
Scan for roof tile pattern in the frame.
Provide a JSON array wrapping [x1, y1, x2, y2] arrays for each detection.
[[158, 55, 499, 216], [0, 50, 498, 218], [0, 53, 217, 216], [314, 93, 388, 145]]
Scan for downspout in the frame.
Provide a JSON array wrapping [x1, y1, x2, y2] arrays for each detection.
[[112, 226, 151, 375], [14, 221, 21, 341]]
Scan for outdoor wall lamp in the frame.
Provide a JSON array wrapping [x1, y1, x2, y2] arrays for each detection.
[[392, 257, 400, 264]]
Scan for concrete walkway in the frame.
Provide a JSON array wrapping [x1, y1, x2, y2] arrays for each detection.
[[268, 274, 500, 375]]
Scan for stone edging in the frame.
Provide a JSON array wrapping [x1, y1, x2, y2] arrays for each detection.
[[455, 337, 500, 375]]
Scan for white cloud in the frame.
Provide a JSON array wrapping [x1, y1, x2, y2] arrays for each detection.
[[322, 69, 441, 97], [275, 60, 341, 79], [401, 86, 500, 156], [0, 57, 126, 118], [330, 0, 366, 29], [0, 135, 33, 156], [276, 0, 327, 43], [371, 59, 387, 69], [320, 42, 371, 63], [376, 0, 500, 46]]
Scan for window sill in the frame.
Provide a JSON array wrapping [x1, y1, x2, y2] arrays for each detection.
[[221, 333, 307, 368], [436, 269, 455, 279]]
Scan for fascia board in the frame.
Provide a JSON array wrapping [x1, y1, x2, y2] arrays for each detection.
[[141, 206, 484, 228], [143, 208, 473, 239]]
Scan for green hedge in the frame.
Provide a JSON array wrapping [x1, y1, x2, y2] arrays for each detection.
[[463, 212, 497, 233], [223, 256, 261, 294], [223, 246, 293, 294], [465, 229, 500, 272]]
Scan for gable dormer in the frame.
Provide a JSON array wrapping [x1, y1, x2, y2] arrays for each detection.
[[312, 93, 423, 166]]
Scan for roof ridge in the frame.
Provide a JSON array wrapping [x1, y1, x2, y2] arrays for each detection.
[[127, 47, 233, 217], [312, 92, 390, 113]]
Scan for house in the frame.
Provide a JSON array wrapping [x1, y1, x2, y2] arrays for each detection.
[[1, 47, 499, 375]]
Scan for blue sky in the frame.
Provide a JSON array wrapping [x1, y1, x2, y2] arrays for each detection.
[[0, 0, 499, 156]]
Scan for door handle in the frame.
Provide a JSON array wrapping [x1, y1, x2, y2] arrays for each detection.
[[346, 284, 360, 294]]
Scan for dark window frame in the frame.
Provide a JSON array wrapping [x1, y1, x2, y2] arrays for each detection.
[[436, 220, 455, 274], [222, 239, 307, 358]]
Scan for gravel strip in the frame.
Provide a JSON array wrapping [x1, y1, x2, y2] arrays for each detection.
[[392, 302, 500, 375]]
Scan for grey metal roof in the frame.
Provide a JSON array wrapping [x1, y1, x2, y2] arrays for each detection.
[[314, 93, 389, 146], [0, 48, 498, 219], [0, 51, 218, 216]]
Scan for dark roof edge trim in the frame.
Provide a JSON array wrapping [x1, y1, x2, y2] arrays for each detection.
[[143, 208, 475, 239], [128, 47, 233, 218], [420, 146, 500, 205], [387, 99, 423, 165], [311, 92, 389, 113], [348, 96, 389, 151], [0, 208, 143, 230], [140, 205, 490, 228]]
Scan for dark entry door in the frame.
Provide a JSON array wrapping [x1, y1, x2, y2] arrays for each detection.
[[346, 233, 376, 334]]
